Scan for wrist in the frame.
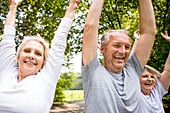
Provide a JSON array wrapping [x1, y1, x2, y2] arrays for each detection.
[[9, 5, 17, 13], [65, 9, 75, 19], [64, 13, 74, 19]]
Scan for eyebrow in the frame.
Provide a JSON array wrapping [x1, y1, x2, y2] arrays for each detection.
[[113, 42, 131, 46]]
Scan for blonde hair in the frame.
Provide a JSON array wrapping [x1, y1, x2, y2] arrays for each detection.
[[17, 35, 49, 66], [144, 65, 161, 80]]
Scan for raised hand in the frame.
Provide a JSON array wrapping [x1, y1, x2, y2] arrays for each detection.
[[133, 29, 140, 40], [65, 0, 80, 19], [161, 31, 170, 43], [75, 0, 80, 8], [69, 0, 80, 10], [9, 0, 23, 6]]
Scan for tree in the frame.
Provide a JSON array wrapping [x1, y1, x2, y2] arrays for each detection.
[[0, 0, 170, 110], [53, 72, 76, 104]]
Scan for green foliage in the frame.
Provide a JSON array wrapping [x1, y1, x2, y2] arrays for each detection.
[[70, 73, 83, 90], [63, 90, 84, 102], [53, 72, 83, 103], [53, 72, 77, 104], [163, 88, 170, 112], [0, 0, 170, 109]]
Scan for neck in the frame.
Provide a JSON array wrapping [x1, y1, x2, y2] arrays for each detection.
[[18, 71, 27, 82], [143, 91, 150, 95], [18, 74, 24, 82]]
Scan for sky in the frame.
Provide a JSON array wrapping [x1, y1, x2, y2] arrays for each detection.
[[71, 52, 82, 73]]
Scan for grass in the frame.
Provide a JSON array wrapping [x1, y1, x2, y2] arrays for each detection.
[[63, 90, 84, 102]]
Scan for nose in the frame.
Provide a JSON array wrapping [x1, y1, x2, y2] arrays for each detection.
[[147, 76, 151, 80], [147, 76, 154, 82], [28, 52, 35, 59], [118, 46, 126, 53]]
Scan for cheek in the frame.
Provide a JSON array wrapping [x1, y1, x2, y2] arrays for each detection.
[[18, 53, 24, 62], [125, 50, 131, 55], [17, 51, 22, 61], [38, 57, 45, 66], [140, 78, 146, 84], [153, 80, 156, 84]]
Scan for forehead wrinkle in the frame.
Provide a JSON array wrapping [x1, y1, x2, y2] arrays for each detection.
[[110, 32, 131, 42], [111, 38, 132, 47]]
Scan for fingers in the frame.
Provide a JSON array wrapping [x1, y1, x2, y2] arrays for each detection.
[[134, 29, 140, 39], [69, 0, 80, 9], [161, 31, 170, 43], [161, 31, 168, 38], [15, 0, 23, 6], [75, 0, 80, 8], [161, 32, 165, 38], [9, 0, 12, 4], [9, 0, 23, 6], [165, 31, 168, 36]]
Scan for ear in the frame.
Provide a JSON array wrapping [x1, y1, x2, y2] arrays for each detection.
[[100, 45, 105, 55], [17, 54, 20, 62]]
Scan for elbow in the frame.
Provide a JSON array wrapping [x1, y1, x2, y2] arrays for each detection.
[[152, 27, 157, 37], [84, 21, 97, 34], [148, 26, 157, 37], [150, 20, 157, 36], [164, 67, 170, 74]]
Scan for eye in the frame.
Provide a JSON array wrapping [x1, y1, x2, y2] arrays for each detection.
[[142, 75, 148, 78], [113, 44, 121, 48], [151, 75, 155, 78], [35, 52, 42, 56], [23, 49, 30, 53], [125, 45, 131, 50]]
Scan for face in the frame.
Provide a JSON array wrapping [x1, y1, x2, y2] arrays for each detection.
[[18, 40, 45, 79], [140, 70, 156, 95], [100, 32, 131, 72]]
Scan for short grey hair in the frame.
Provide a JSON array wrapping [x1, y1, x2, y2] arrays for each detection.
[[101, 29, 129, 45]]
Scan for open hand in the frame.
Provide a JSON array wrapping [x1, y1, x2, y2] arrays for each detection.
[[75, 0, 80, 8], [9, 0, 23, 6], [133, 29, 140, 40], [69, 0, 80, 10], [161, 31, 170, 43]]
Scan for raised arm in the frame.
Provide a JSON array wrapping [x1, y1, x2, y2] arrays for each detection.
[[160, 32, 170, 90], [5, 0, 22, 26], [134, 0, 156, 67], [131, 29, 140, 53], [64, 0, 80, 19], [82, 0, 105, 65], [160, 52, 170, 90], [42, 0, 80, 83]]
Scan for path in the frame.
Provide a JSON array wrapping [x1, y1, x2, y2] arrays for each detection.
[[50, 101, 85, 113]]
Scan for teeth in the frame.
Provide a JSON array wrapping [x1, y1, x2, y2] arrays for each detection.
[[115, 56, 124, 59], [27, 61, 34, 64], [145, 83, 152, 85], [24, 61, 36, 65]]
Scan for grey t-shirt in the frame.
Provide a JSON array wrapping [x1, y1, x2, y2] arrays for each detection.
[[141, 80, 167, 113], [82, 53, 144, 113]]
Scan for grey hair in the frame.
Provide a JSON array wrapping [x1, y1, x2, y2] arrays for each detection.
[[101, 29, 129, 45]]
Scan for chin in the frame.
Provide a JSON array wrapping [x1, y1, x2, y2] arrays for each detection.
[[115, 64, 124, 69]]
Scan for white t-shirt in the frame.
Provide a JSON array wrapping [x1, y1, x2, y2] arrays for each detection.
[[0, 17, 72, 113]]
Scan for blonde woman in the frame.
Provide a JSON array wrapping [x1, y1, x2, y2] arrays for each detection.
[[0, 0, 80, 112], [134, 30, 170, 113]]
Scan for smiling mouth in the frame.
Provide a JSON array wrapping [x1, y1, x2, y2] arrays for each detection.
[[145, 83, 153, 86], [114, 56, 124, 61], [24, 61, 37, 65]]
